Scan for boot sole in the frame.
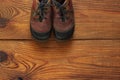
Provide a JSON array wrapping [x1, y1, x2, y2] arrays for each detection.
[[30, 26, 51, 40], [54, 27, 74, 40]]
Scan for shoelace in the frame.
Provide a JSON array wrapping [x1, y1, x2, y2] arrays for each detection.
[[53, 0, 67, 22], [59, 6, 67, 22], [34, 0, 49, 22]]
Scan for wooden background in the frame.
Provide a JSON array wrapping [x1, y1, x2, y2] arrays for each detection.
[[0, 0, 120, 80]]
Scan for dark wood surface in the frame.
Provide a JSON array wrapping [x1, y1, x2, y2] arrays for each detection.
[[0, 0, 120, 80]]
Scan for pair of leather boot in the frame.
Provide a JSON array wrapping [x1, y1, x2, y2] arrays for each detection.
[[30, 0, 75, 40]]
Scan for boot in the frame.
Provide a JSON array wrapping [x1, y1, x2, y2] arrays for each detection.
[[30, 0, 52, 40], [52, 0, 75, 40]]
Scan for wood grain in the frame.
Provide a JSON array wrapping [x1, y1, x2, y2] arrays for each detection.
[[0, 0, 120, 80], [0, 0, 32, 39], [0, 0, 120, 39], [0, 40, 120, 80]]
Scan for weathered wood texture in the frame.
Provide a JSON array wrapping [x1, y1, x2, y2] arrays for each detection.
[[0, 0, 120, 80], [0, 0, 120, 39], [0, 40, 120, 80]]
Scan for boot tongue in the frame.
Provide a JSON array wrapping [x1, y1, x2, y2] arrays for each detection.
[[61, 0, 68, 6], [39, 0, 48, 7], [53, 0, 67, 7], [58, 0, 65, 5], [39, 0, 48, 3], [39, 0, 48, 5]]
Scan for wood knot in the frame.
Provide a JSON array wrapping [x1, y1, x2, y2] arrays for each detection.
[[0, 51, 8, 62], [0, 18, 9, 28], [14, 77, 23, 80], [17, 77, 23, 80]]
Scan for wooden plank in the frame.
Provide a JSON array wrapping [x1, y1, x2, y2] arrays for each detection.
[[0, 40, 120, 80], [0, 0, 32, 39], [74, 0, 120, 39], [0, 0, 120, 39]]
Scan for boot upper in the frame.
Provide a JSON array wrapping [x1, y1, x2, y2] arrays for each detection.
[[31, 0, 52, 33], [52, 0, 74, 32]]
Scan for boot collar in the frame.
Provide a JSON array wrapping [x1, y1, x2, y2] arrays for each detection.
[[52, 0, 68, 7]]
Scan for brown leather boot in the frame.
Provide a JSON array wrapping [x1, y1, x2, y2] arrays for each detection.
[[52, 0, 75, 40], [30, 0, 52, 40]]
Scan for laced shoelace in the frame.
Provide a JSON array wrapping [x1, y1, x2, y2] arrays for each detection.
[[59, 6, 67, 22], [53, 0, 67, 22], [33, 0, 49, 22]]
